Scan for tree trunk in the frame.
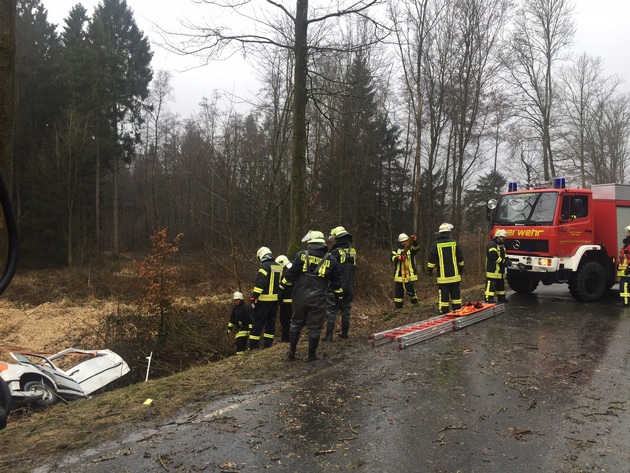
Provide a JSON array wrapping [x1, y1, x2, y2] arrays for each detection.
[[289, 0, 308, 256], [0, 0, 16, 193]]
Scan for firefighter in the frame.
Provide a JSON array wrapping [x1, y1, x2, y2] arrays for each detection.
[[324, 226, 357, 341], [391, 232, 420, 309], [276, 255, 293, 342], [427, 223, 464, 314], [248, 246, 281, 349], [283, 230, 343, 362], [617, 225, 630, 307], [485, 228, 510, 304], [227, 292, 253, 355]]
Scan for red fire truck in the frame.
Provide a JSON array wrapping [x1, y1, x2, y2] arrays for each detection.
[[488, 181, 630, 302]]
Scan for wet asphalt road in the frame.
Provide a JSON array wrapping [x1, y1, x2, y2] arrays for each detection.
[[35, 287, 630, 473]]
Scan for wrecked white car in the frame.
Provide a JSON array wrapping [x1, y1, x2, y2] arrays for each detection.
[[0, 348, 130, 408]]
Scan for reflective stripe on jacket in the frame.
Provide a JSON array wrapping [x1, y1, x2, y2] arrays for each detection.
[[251, 259, 281, 302], [486, 238, 505, 279], [427, 235, 464, 284], [391, 240, 420, 283]]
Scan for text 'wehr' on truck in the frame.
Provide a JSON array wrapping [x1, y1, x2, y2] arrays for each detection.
[[487, 181, 630, 302]]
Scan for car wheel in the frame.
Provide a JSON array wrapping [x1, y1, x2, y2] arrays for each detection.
[[0, 406, 6, 430], [0, 377, 11, 415], [24, 381, 58, 408]]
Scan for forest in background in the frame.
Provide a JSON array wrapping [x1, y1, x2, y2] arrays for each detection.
[[11, 0, 630, 270]]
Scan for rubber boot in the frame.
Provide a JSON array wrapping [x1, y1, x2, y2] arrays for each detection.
[[286, 331, 300, 361], [323, 320, 334, 342], [306, 335, 320, 362], [339, 320, 350, 339]]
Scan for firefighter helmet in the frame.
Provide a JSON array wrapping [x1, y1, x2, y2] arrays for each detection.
[[275, 255, 290, 267], [256, 246, 272, 261], [303, 230, 326, 245], [495, 229, 508, 238], [625, 225, 630, 232], [330, 226, 350, 239], [233, 291, 244, 300], [398, 233, 409, 242], [438, 223, 454, 233]]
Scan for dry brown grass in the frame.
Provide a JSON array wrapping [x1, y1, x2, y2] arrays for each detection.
[[0, 248, 486, 472]]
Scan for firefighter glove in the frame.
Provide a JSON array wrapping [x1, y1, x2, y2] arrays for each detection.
[[397, 254, 406, 261], [250, 297, 257, 309]]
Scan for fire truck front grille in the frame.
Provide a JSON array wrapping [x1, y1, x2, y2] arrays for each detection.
[[505, 239, 549, 253]]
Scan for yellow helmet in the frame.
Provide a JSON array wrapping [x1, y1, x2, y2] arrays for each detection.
[[301, 230, 326, 245], [495, 229, 508, 238], [438, 223, 454, 233], [256, 246, 272, 261], [330, 226, 350, 239], [275, 255, 290, 267]]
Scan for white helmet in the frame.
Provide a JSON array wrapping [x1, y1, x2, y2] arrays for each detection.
[[275, 255, 290, 267], [495, 229, 508, 238], [330, 226, 350, 239], [233, 291, 244, 300], [398, 233, 409, 243], [256, 246, 272, 261], [625, 225, 630, 232], [438, 223, 454, 233], [301, 230, 326, 245]]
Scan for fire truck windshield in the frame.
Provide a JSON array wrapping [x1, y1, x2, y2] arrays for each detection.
[[493, 191, 558, 226]]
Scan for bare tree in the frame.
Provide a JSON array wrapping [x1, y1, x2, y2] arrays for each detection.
[[585, 93, 630, 184], [166, 0, 382, 253], [504, 0, 575, 181], [558, 53, 620, 187]]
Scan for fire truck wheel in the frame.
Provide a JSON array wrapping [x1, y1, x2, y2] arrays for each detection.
[[569, 261, 605, 302], [506, 271, 539, 294]]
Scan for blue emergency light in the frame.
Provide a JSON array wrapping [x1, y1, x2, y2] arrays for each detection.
[[508, 181, 518, 192], [554, 177, 566, 188]]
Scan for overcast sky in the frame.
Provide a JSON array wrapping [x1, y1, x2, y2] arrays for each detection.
[[43, 0, 630, 118]]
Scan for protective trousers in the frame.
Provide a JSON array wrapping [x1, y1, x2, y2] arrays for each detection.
[[438, 282, 462, 314], [324, 290, 353, 340], [485, 277, 506, 302], [394, 281, 418, 309], [620, 276, 630, 306], [248, 301, 278, 349], [279, 302, 292, 342]]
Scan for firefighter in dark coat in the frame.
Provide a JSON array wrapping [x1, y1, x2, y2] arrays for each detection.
[[248, 246, 281, 349], [283, 231, 343, 362], [275, 255, 293, 342], [227, 291, 253, 355], [324, 226, 357, 341], [427, 223, 464, 314], [391, 233, 420, 309], [617, 225, 630, 307], [485, 228, 509, 303]]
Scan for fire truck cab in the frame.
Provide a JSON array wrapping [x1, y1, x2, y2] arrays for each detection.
[[488, 181, 630, 302]]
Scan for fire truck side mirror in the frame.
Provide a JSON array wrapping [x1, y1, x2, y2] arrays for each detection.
[[486, 199, 497, 221]]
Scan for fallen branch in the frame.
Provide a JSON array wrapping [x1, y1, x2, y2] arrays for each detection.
[[158, 453, 169, 471], [314, 449, 336, 456], [438, 425, 467, 432]]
